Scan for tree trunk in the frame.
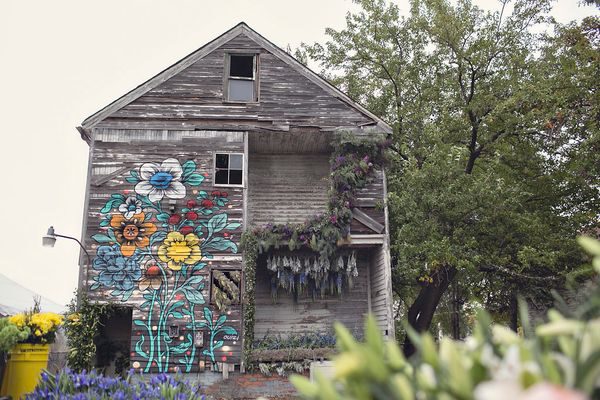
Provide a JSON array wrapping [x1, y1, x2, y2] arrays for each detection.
[[451, 279, 460, 339], [509, 291, 518, 332], [403, 265, 457, 357]]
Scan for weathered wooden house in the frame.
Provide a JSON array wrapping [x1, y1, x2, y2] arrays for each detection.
[[77, 22, 394, 376]]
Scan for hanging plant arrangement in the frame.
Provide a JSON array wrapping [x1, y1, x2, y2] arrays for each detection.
[[267, 252, 357, 298]]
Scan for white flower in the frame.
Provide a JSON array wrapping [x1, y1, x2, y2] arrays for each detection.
[[475, 380, 523, 400], [118, 196, 142, 219], [135, 158, 186, 203]]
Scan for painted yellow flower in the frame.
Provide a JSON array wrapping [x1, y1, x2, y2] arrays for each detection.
[[158, 232, 202, 271]]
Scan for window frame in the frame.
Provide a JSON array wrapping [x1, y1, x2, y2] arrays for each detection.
[[213, 151, 245, 188], [223, 51, 260, 103]]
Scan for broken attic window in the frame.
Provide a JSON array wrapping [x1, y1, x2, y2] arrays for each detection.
[[226, 54, 257, 102]]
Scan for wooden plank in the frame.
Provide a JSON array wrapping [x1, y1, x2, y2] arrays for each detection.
[[352, 208, 384, 234]]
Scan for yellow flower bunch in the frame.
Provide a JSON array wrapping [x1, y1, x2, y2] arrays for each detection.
[[8, 313, 26, 328], [8, 312, 63, 343], [30, 313, 63, 336]]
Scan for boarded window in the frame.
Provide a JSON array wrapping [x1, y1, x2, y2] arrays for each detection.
[[226, 54, 257, 102], [211, 269, 242, 311], [214, 153, 244, 186]]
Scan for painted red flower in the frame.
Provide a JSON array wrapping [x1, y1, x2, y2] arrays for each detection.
[[187, 199, 197, 208], [220, 192, 228, 198], [211, 190, 221, 197], [201, 199, 214, 208], [168, 214, 181, 225], [180, 226, 194, 235], [186, 211, 198, 221]]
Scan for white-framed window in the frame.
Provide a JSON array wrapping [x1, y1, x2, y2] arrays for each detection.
[[224, 53, 258, 102], [213, 152, 244, 186]]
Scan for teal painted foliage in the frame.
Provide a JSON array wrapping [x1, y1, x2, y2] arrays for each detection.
[[91, 157, 239, 372]]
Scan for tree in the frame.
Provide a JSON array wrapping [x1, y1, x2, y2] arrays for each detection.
[[304, 0, 599, 354]]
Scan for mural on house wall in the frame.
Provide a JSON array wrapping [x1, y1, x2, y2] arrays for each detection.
[[90, 158, 240, 372]]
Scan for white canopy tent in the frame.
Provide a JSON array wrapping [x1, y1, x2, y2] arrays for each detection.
[[0, 273, 65, 316]]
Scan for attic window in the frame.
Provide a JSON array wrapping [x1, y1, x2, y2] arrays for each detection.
[[214, 153, 244, 186], [225, 54, 258, 102]]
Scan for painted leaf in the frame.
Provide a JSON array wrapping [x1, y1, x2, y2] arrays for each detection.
[[91, 234, 113, 244], [213, 340, 224, 349], [186, 173, 204, 186], [135, 335, 148, 358], [207, 214, 228, 237], [181, 160, 196, 178], [203, 307, 213, 324], [222, 326, 238, 335], [216, 315, 227, 327], [170, 338, 192, 354], [185, 275, 204, 286], [133, 320, 147, 328], [192, 263, 207, 273], [170, 311, 184, 319], [184, 288, 205, 305], [197, 191, 208, 199], [203, 237, 238, 253], [225, 222, 242, 230], [156, 212, 171, 222]]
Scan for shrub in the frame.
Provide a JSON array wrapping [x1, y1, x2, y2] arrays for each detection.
[[291, 237, 600, 399]]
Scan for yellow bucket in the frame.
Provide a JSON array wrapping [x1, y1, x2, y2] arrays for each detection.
[[1, 343, 49, 399]]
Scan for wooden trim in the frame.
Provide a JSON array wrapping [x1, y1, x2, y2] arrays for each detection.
[[77, 128, 95, 302], [381, 168, 395, 339], [352, 208, 385, 233], [91, 166, 129, 187], [80, 23, 392, 134], [213, 151, 245, 187], [243, 132, 249, 229], [346, 234, 385, 245]]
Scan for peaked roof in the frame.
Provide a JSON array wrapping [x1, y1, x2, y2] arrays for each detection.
[[79, 22, 392, 136]]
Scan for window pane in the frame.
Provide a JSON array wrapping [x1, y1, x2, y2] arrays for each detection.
[[229, 55, 254, 78], [229, 154, 243, 169], [229, 169, 243, 185], [215, 169, 229, 185], [229, 79, 254, 102], [215, 153, 229, 169]]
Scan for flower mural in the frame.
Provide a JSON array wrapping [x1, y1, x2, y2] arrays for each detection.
[[134, 158, 187, 203], [90, 158, 240, 373], [91, 244, 142, 301], [158, 232, 202, 271], [118, 196, 142, 219], [111, 212, 157, 257]]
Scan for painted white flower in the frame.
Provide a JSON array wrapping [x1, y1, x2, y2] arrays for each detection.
[[135, 158, 186, 203], [118, 196, 142, 219]]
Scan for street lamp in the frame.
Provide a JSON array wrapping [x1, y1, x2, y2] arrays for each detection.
[[42, 226, 91, 267]]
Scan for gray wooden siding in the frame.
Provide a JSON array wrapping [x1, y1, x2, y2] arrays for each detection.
[[96, 33, 373, 132], [248, 154, 330, 226], [370, 245, 394, 338], [253, 251, 370, 339]]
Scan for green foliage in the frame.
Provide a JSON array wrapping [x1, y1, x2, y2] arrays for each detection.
[[62, 292, 119, 372], [241, 231, 258, 368], [0, 318, 30, 353], [291, 238, 600, 399], [304, 0, 599, 339]]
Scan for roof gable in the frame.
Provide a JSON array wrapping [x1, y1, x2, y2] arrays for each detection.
[[80, 23, 392, 135]]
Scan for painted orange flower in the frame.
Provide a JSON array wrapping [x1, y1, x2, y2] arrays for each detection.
[[110, 212, 157, 257]]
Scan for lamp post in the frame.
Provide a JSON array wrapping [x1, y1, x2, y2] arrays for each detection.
[[42, 226, 91, 267]]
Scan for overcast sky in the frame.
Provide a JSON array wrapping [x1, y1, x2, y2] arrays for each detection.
[[0, 0, 596, 309]]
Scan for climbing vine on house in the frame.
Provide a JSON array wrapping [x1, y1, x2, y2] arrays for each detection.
[[240, 136, 389, 365]]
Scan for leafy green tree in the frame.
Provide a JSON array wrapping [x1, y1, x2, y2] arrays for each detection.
[[304, 0, 599, 353]]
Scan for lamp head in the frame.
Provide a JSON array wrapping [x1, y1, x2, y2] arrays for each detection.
[[42, 226, 57, 248]]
